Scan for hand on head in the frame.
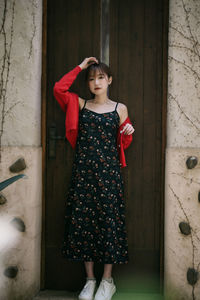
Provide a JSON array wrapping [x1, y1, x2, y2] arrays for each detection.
[[79, 57, 99, 70]]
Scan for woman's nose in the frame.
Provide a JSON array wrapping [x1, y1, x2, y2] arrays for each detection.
[[94, 78, 99, 84]]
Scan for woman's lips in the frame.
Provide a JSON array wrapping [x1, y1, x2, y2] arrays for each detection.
[[94, 87, 101, 90]]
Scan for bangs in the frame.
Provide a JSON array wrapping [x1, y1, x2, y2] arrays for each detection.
[[88, 65, 106, 78], [85, 62, 112, 81]]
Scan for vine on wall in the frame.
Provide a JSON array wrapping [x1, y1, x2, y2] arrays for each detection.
[[0, 0, 37, 162], [168, 1, 200, 299], [0, 0, 16, 162], [169, 0, 200, 136]]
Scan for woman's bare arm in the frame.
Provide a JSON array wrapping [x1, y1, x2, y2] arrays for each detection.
[[118, 103, 135, 135]]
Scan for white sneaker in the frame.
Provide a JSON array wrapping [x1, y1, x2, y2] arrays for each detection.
[[78, 278, 97, 300], [94, 278, 116, 300]]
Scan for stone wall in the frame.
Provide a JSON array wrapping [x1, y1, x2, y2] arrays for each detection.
[[164, 0, 200, 299], [0, 0, 42, 299]]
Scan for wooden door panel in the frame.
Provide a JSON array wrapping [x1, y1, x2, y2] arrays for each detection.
[[45, 0, 101, 290], [109, 0, 165, 291]]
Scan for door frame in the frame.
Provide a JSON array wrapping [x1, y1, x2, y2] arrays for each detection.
[[159, 0, 169, 293], [40, 0, 169, 292], [41, 0, 47, 290]]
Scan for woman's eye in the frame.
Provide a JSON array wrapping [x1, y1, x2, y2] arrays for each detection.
[[89, 78, 94, 81], [99, 76, 104, 79]]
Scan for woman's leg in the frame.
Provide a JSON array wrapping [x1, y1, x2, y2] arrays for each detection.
[[79, 262, 96, 299], [84, 261, 95, 278], [102, 263, 113, 279]]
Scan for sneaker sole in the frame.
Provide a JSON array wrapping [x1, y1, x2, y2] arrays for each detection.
[[109, 285, 116, 300], [78, 297, 94, 300]]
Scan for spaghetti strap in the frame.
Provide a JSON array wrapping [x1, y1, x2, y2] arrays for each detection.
[[115, 102, 119, 111], [82, 99, 87, 110]]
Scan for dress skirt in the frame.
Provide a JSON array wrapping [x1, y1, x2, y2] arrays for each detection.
[[62, 102, 129, 264]]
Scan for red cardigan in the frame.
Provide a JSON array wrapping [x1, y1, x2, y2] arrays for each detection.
[[53, 66, 134, 167]]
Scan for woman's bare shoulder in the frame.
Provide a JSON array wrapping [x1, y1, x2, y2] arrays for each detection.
[[78, 97, 86, 110], [116, 102, 128, 125], [117, 102, 128, 111], [109, 100, 126, 109]]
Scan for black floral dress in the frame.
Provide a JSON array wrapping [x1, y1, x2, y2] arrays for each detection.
[[62, 100, 129, 264]]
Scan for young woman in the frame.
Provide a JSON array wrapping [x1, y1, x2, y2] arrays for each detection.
[[53, 57, 135, 300]]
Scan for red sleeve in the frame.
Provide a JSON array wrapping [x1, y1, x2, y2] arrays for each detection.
[[53, 65, 82, 112], [118, 116, 133, 149], [122, 134, 132, 149]]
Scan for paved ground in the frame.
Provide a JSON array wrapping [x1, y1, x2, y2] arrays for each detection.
[[34, 270, 164, 299], [33, 290, 164, 300]]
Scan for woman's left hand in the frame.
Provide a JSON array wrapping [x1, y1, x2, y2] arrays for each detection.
[[120, 123, 135, 135]]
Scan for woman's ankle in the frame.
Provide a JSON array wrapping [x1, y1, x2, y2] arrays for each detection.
[[102, 276, 113, 283]]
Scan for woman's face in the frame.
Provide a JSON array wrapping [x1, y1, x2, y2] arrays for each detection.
[[88, 69, 112, 96]]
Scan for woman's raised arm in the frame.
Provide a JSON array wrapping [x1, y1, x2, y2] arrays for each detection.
[[53, 57, 98, 112], [53, 66, 82, 112]]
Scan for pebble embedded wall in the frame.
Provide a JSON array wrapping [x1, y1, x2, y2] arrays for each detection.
[[0, 147, 42, 300], [164, 0, 200, 299]]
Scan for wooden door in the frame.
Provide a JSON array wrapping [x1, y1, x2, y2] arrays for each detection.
[[43, 0, 168, 294]]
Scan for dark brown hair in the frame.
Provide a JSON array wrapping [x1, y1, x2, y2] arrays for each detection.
[[85, 62, 112, 82]]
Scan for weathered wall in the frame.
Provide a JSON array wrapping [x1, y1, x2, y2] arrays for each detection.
[[164, 0, 200, 299], [0, 0, 42, 147], [0, 147, 42, 300], [0, 0, 42, 299]]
